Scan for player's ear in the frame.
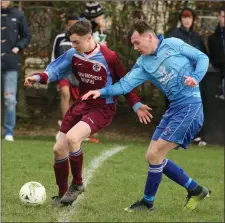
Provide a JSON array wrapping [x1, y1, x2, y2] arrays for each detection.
[[87, 34, 92, 41], [148, 33, 153, 42]]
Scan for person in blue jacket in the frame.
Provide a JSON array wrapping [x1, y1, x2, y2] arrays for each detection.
[[82, 19, 211, 212]]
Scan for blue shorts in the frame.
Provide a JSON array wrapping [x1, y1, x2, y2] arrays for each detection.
[[152, 102, 204, 149]]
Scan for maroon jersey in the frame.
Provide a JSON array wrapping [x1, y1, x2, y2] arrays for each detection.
[[35, 44, 140, 107]]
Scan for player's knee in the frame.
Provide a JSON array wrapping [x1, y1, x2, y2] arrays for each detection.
[[66, 133, 81, 147], [4, 92, 17, 109], [53, 142, 65, 156], [61, 91, 70, 101], [146, 148, 161, 163]]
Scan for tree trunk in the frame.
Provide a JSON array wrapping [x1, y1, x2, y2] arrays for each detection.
[[16, 55, 30, 119]]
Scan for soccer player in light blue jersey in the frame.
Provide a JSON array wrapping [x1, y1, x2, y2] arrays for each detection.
[[82, 19, 211, 212]]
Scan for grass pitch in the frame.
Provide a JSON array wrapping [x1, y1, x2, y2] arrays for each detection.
[[1, 136, 224, 222]]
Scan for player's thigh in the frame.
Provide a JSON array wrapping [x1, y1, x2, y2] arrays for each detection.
[[60, 86, 71, 100], [66, 121, 92, 143], [160, 103, 203, 149], [82, 104, 115, 134], [152, 109, 171, 141], [60, 103, 82, 134]]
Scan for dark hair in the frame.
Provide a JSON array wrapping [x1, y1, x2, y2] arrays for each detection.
[[67, 19, 92, 36], [128, 19, 155, 38], [179, 7, 196, 21], [66, 14, 80, 24], [219, 7, 225, 15]]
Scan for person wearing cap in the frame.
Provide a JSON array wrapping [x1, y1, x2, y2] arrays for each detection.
[[81, 1, 107, 45], [167, 7, 207, 146]]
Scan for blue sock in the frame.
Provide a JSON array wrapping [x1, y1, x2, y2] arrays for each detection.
[[143, 163, 163, 207], [162, 159, 198, 191]]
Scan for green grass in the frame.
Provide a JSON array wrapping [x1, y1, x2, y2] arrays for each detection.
[[1, 137, 224, 222]]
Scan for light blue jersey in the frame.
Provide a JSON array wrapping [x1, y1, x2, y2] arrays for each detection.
[[99, 35, 209, 107], [98, 35, 209, 148]]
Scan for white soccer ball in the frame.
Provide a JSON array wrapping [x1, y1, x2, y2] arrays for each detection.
[[19, 181, 46, 205]]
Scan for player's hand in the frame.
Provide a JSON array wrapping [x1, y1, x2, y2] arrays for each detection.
[[24, 76, 38, 87], [136, 104, 153, 124], [184, 76, 197, 87], [82, 90, 101, 100]]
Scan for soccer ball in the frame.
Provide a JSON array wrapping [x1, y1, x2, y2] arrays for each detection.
[[19, 181, 46, 205]]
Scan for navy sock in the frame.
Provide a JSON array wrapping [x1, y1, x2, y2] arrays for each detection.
[[143, 163, 163, 208], [163, 159, 198, 191]]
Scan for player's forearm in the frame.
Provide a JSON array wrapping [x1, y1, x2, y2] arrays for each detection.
[[192, 54, 209, 83], [100, 82, 125, 97], [32, 72, 48, 84]]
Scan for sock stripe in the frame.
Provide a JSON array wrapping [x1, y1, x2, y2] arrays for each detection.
[[144, 195, 155, 202], [55, 156, 68, 164], [149, 169, 163, 173], [184, 178, 192, 188], [148, 164, 163, 173], [162, 159, 168, 167], [69, 149, 82, 157]]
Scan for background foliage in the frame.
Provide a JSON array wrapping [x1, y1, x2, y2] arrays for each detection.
[[12, 1, 225, 121]]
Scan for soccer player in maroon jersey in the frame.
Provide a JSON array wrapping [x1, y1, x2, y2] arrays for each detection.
[[24, 19, 152, 206]]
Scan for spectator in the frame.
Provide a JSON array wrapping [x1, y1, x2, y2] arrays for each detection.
[[167, 7, 207, 146], [208, 7, 225, 100], [1, 0, 31, 142], [168, 7, 207, 53], [81, 1, 107, 45]]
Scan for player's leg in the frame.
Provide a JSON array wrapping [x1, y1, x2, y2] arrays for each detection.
[[53, 101, 84, 205], [56, 79, 71, 141], [60, 121, 90, 205], [61, 104, 116, 205], [67, 120, 91, 183], [59, 80, 72, 117], [162, 103, 210, 211], [52, 132, 70, 205], [125, 139, 177, 212]]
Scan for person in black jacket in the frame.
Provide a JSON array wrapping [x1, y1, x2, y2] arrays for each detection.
[[168, 7, 207, 53], [167, 7, 208, 146], [208, 7, 225, 100], [1, 0, 31, 142]]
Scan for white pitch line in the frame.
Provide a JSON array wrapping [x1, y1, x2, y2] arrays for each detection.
[[58, 145, 127, 222]]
